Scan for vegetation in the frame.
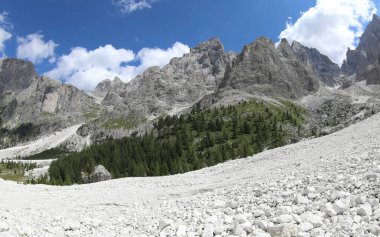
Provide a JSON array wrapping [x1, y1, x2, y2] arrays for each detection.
[[102, 117, 147, 130], [42, 100, 306, 185], [0, 161, 36, 183], [22, 147, 70, 160]]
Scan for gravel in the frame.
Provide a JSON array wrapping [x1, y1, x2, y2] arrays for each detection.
[[1, 112, 380, 236]]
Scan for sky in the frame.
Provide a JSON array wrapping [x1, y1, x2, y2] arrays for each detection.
[[0, 0, 378, 91]]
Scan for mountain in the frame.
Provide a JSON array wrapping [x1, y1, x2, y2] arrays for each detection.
[[0, 59, 101, 148], [220, 38, 319, 98], [94, 38, 236, 118], [196, 38, 321, 109], [1, 18, 380, 149], [291, 41, 342, 87], [361, 59, 380, 84], [342, 14, 380, 78]]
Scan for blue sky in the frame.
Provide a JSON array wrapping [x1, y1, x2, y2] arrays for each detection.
[[0, 0, 314, 56], [0, 0, 378, 90]]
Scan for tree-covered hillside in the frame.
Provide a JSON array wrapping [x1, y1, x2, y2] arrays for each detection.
[[42, 100, 306, 185]]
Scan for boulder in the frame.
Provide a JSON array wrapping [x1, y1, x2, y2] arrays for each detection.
[[89, 165, 112, 183]]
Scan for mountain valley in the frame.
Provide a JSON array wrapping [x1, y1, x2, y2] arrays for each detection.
[[1, 11, 380, 237]]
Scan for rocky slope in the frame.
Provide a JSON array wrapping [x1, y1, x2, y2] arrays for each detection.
[[0, 103, 379, 236]]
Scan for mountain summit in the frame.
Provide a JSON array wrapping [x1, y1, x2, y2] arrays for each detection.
[[342, 14, 380, 77]]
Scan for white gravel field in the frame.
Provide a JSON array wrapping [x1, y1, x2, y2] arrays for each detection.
[[0, 113, 380, 236]]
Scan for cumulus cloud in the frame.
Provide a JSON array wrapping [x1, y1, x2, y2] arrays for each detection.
[[279, 0, 377, 65], [136, 42, 190, 71], [45, 42, 190, 91], [112, 0, 157, 14], [17, 33, 58, 64], [0, 12, 12, 57]]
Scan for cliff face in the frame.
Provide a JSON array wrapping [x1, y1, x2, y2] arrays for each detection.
[[291, 41, 342, 87], [0, 59, 37, 95], [95, 38, 236, 117], [342, 14, 380, 78], [215, 38, 319, 101], [0, 58, 101, 147]]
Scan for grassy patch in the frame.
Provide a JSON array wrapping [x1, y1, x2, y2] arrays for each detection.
[[0, 162, 36, 183], [0, 173, 27, 182], [83, 112, 98, 120], [41, 111, 54, 116], [102, 117, 147, 130]]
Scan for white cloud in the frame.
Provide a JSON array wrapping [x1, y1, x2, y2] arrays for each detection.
[[113, 0, 157, 14], [16, 33, 58, 64], [279, 0, 377, 65], [45, 42, 190, 91], [0, 12, 12, 57], [136, 42, 190, 71]]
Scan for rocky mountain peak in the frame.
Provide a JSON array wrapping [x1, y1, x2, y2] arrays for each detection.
[[289, 41, 342, 87], [240, 37, 277, 62], [113, 77, 124, 85], [96, 37, 235, 118], [372, 13, 380, 22], [342, 14, 380, 76], [0, 58, 37, 94], [217, 37, 319, 100], [278, 38, 297, 60], [191, 37, 224, 54]]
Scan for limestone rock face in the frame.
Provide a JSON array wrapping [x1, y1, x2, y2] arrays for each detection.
[[0, 59, 101, 148], [362, 61, 380, 85], [89, 165, 112, 183], [96, 38, 236, 117], [342, 14, 380, 77], [291, 41, 342, 87], [0, 58, 37, 94], [218, 37, 319, 99]]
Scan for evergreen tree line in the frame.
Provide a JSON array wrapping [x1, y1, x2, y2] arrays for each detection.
[[0, 161, 37, 173], [43, 100, 306, 185]]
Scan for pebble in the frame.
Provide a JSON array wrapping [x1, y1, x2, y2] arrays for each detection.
[[159, 219, 173, 230], [295, 194, 310, 205], [299, 222, 313, 232], [357, 204, 372, 216], [0, 221, 9, 232]]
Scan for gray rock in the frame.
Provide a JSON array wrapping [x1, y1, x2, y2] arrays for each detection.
[[89, 165, 112, 183], [97, 38, 235, 118], [342, 14, 380, 77], [295, 194, 310, 205], [0, 221, 9, 232], [176, 224, 187, 236], [291, 41, 342, 87], [218, 37, 319, 100], [357, 204, 372, 216], [362, 61, 380, 84], [159, 219, 173, 230], [333, 199, 350, 215], [201, 224, 214, 237], [268, 224, 298, 237], [0, 59, 101, 149], [299, 222, 313, 232]]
